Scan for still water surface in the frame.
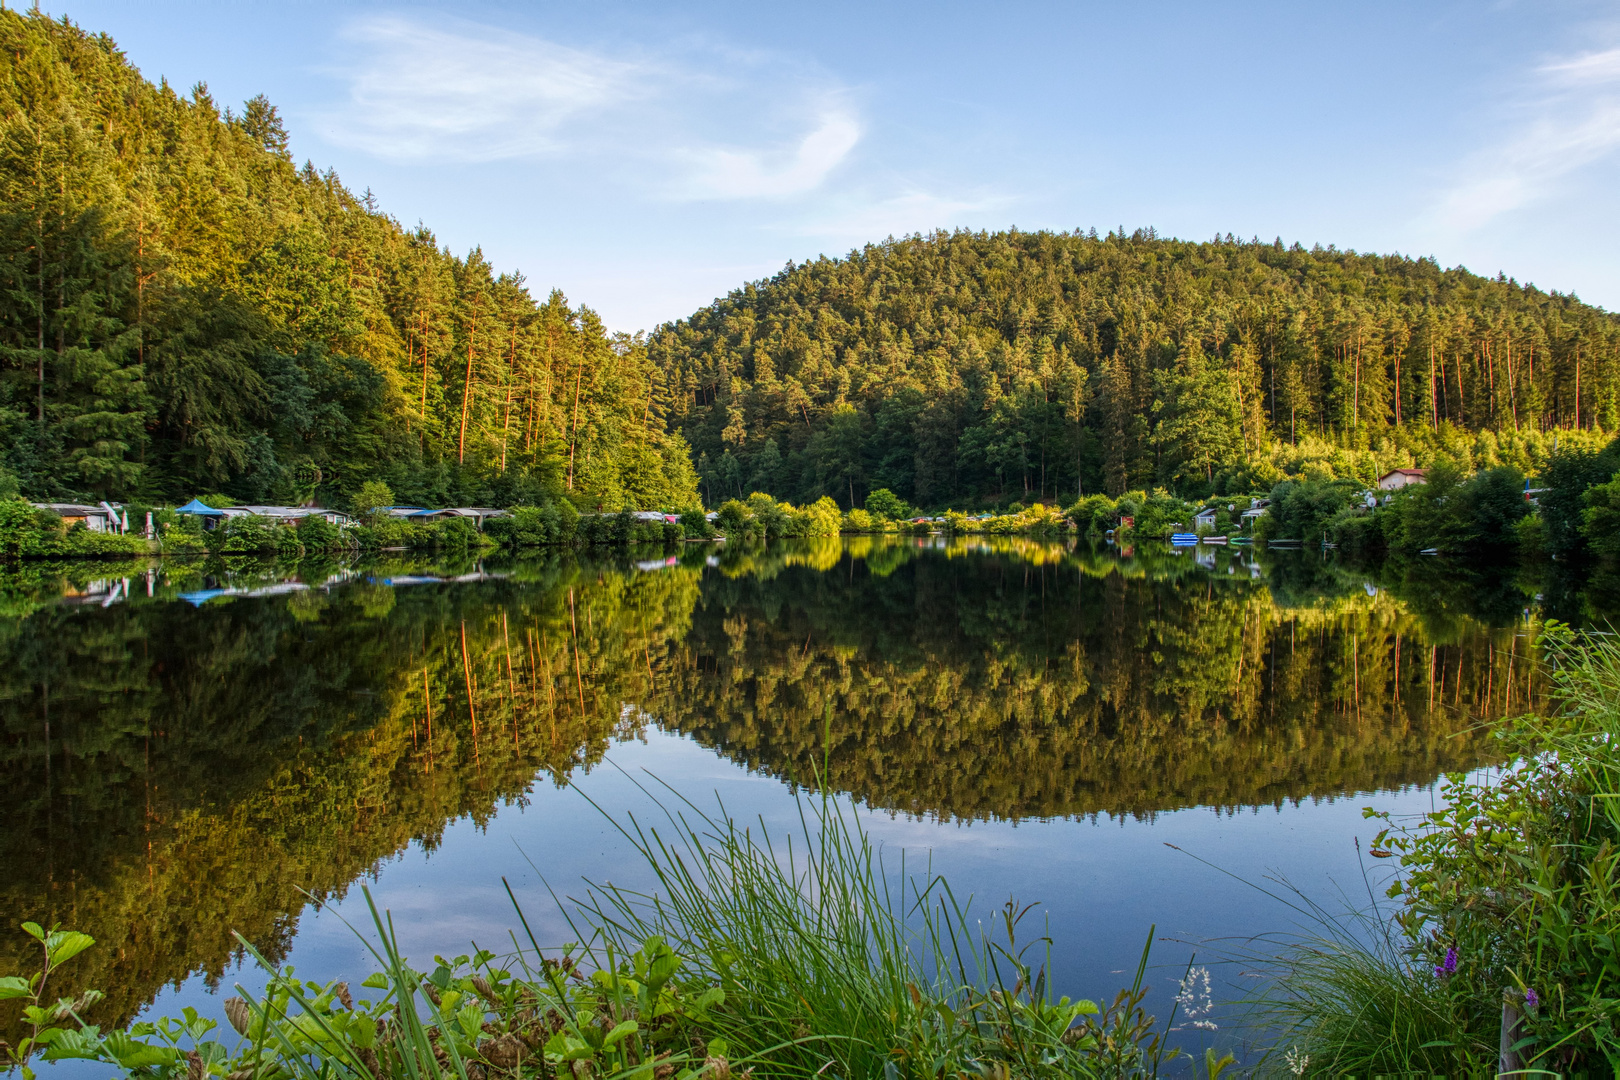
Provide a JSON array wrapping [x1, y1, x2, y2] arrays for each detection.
[[1, 537, 1541, 1058]]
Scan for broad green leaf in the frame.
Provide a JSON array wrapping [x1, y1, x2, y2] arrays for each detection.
[[360, 973, 389, 990], [45, 932, 94, 968], [21, 922, 45, 941], [0, 975, 30, 999]]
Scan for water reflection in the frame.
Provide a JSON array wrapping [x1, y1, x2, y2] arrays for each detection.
[[0, 538, 1540, 1041]]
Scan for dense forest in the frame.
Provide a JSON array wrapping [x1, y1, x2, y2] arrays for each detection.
[[10, 6, 1620, 520], [0, 10, 698, 510], [651, 230, 1620, 508]]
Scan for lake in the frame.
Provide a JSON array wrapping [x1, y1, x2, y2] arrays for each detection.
[[0, 537, 1542, 1063]]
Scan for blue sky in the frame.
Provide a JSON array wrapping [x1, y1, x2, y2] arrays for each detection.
[[46, 1, 1620, 331]]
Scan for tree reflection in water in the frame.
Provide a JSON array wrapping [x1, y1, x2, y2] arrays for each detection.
[[0, 538, 1540, 1040]]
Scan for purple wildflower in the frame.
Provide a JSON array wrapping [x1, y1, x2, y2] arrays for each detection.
[[1434, 947, 1458, 978], [1525, 988, 1539, 1009]]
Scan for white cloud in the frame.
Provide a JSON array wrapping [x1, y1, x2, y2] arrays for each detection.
[[677, 107, 861, 199], [315, 15, 861, 200], [319, 16, 646, 161], [1437, 40, 1620, 231]]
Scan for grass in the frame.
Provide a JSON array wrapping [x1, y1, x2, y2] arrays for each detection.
[[3, 768, 1197, 1080]]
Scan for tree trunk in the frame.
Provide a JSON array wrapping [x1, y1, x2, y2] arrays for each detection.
[[458, 311, 479, 464]]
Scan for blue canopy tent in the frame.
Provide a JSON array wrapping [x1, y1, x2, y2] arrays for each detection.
[[175, 498, 226, 516]]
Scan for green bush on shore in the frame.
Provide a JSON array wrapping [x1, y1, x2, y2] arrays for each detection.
[[0, 500, 147, 559]]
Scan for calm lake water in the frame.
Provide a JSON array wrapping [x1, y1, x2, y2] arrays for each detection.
[[1, 537, 1545, 1063]]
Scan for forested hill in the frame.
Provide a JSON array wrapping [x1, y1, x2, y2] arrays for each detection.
[[650, 229, 1620, 508], [0, 10, 698, 509]]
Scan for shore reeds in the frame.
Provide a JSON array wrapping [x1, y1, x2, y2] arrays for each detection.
[[3, 776, 1187, 1079]]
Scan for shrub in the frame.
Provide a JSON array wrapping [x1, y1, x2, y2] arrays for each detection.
[[295, 514, 346, 552], [714, 499, 751, 536], [679, 508, 715, 539], [350, 480, 395, 526], [0, 499, 148, 559], [1259, 479, 1358, 543], [844, 507, 875, 532], [864, 487, 910, 521]]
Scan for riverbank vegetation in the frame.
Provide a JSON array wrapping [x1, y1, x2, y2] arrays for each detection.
[[2, 787, 1201, 1080], [1251, 622, 1620, 1074]]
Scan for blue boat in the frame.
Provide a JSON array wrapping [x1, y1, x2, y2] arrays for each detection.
[[1170, 533, 1198, 546]]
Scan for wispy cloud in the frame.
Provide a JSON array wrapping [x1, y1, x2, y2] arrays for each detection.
[[676, 106, 862, 199], [320, 17, 646, 161], [1438, 41, 1620, 230], [314, 15, 860, 200]]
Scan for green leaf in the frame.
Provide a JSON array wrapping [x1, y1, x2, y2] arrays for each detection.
[[603, 1020, 638, 1048], [360, 973, 389, 989], [21, 923, 45, 942], [0, 976, 30, 1000], [44, 932, 94, 968]]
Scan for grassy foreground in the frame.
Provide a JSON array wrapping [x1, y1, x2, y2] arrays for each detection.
[[1, 780, 1222, 1080]]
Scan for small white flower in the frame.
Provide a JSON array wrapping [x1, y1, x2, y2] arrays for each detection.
[[1285, 1046, 1310, 1076]]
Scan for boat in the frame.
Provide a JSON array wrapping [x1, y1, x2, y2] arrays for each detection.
[[1201, 536, 1228, 545], [1229, 536, 1254, 545], [1170, 533, 1198, 546], [1266, 539, 1302, 548]]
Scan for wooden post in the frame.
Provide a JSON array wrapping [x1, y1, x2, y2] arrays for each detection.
[[1500, 996, 1523, 1074]]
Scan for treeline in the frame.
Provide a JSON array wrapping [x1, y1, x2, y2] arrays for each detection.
[[650, 229, 1620, 508], [0, 10, 697, 510]]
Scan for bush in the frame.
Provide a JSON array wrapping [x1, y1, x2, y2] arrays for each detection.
[[864, 487, 910, 521], [0, 499, 148, 559], [1066, 494, 1117, 534], [350, 480, 395, 526], [1345, 624, 1620, 1072], [295, 514, 347, 552], [679, 508, 715, 539], [1259, 479, 1358, 543], [714, 499, 751, 536]]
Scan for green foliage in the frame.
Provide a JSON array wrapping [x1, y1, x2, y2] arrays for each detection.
[[1541, 440, 1620, 559], [678, 508, 715, 539], [350, 480, 394, 526], [864, 487, 910, 521], [713, 492, 842, 539], [1333, 624, 1620, 1073], [1258, 479, 1358, 543], [654, 230, 1620, 509], [0, 10, 696, 512], [0, 498, 145, 558]]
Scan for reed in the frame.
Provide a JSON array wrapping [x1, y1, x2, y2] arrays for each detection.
[[2, 773, 1189, 1079]]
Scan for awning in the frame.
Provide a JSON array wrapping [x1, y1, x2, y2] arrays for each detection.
[[175, 498, 226, 516]]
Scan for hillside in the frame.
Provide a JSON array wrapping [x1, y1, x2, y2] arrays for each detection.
[[0, 10, 698, 510], [649, 229, 1620, 508]]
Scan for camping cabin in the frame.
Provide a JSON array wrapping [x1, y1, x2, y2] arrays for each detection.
[[408, 508, 507, 527], [1377, 468, 1428, 492], [34, 503, 118, 532], [1192, 507, 1219, 531]]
